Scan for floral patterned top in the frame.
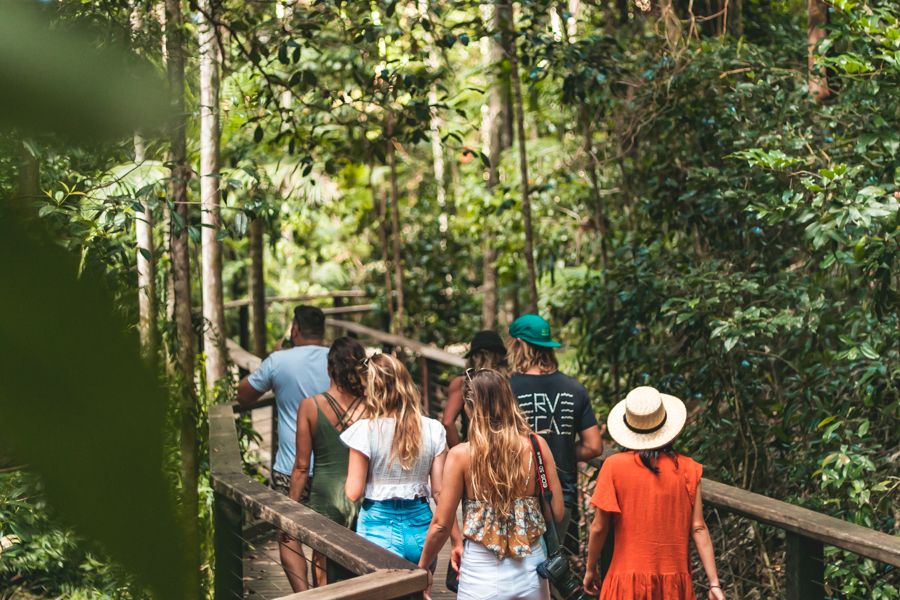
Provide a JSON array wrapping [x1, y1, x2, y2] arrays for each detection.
[[462, 495, 546, 559]]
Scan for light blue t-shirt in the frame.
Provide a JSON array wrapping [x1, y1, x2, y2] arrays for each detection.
[[247, 345, 330, 476]]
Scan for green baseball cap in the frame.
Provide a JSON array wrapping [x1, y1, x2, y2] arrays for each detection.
[[508, 314, 561, 348]]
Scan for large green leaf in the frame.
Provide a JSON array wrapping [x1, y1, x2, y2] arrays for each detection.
[[0, 213, 189, 599], [0, 3, 168, 139]]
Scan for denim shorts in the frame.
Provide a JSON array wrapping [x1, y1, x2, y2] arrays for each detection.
[[356, 498, 432, 564]]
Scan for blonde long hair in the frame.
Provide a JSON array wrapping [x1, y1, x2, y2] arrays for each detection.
[[365, 354, 422, 470], [507, 337, 558, 374], [465, 369, 532, 513]]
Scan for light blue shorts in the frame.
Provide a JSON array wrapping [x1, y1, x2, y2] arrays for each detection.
[[356, 497, 432, 564]]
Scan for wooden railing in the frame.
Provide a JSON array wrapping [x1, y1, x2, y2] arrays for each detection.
[[223, 290, 376, 357], [210, 342, 428, 600], [217, 310, 900, 600]]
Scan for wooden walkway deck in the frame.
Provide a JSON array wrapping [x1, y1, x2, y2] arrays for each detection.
[[243, 407, 456, 599], [243, 519, 456, 599]]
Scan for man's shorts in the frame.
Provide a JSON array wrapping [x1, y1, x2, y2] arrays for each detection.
[[271, 471, 312, 503]]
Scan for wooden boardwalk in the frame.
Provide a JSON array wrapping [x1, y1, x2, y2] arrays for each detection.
[[243, 408, 455, 599], [243, 522, 456, 599]]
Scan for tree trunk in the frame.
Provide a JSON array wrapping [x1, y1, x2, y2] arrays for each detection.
[[418, 0, 449, 236], [377, 186, 395, 333], [249, 218, 267, 358], [16, 142, 39, 208], [386, 117, 406, 334], [165, 0, 199, 593], [507, 10, 539, 314], [199, 0, 226, 387], [130, 2, 159, 361], [807, 0, 829, 102], [479, 0, 514, 328], [581, 107, 609, 270]]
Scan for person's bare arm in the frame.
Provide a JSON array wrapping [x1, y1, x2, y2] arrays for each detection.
[[429, 448, 463, 569], [575, 424, 604, 462], [440, 376, 464, 447], [345, 449, 369, 502], [582, 508, 612, 595], [419, 446, 466, 570], [691, 484, 725, 600], [289, 398, 315, 502], [537, 435, 565, 521], [236, 377, 265, 407]]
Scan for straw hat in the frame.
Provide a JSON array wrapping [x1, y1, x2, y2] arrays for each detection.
[[607, 386, 687, 451]]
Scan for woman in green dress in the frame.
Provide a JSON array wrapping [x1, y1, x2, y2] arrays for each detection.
[[291, 336, 367, 586]]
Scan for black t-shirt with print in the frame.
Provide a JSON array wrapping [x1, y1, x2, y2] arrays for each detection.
[[510, 371, 598, 507]]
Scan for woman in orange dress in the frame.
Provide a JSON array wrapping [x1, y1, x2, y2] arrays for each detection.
[[583, 386, 725, 600]]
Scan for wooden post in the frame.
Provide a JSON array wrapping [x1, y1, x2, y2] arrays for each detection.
[[419, 356, 431, 416], [786, 532, 824, 600], [213, 491, 243, 600]]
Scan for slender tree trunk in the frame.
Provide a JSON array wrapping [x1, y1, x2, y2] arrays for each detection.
[[581, 107, 609, 270], [249, 218, 267, 357], [199, 0, 226, 387], [507, 10, 539, 314], [130, 2, 159, 361], [376, 184, 396, 333], [386, 117, 405, 333], [418, 0, 449, 236], [165, 0, 199, 593], [807, 0, 829, 102], [16, 143, 39, 206], [479, 1, 514, 328]]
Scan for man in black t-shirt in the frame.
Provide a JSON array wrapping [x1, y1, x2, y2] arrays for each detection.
[[508, 314, 604, 548]]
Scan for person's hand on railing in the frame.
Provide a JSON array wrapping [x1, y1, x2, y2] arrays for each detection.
[[582, 565, 600, 596], [708, 583, 725, 600]]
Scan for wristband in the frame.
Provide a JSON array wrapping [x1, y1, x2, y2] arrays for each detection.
[[710, 584, 721, 589]]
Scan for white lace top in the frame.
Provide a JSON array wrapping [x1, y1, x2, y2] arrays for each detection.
[[340, 416, 447, 500]]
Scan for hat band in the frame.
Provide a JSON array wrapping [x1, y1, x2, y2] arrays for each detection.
[[624, 412, 667, 435]]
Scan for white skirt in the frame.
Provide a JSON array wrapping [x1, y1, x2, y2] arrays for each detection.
[[457, 539, 550, 600]]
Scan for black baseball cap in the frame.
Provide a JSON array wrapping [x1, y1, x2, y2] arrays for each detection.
[[465, 330, 507, 358]]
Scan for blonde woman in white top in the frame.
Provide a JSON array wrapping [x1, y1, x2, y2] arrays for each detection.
[[341, 353, 448, 564]]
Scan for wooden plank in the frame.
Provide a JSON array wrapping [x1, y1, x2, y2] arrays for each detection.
[[209, 403, 243, 476], [211, 471, 418, 575], [231, 393, 275, 414], [785, 532, 824, 600], [702, 479, 900, 567], [273, 569, 427, 600], [327, 319, 465, 369], [227, 337, 263, 371], [224, 291, 367, 310]]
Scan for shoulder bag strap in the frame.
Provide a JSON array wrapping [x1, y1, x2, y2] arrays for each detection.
[[528, 433, 561, 555]]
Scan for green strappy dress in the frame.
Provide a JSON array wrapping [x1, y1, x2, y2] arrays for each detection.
[[306, 392, 361, 529]]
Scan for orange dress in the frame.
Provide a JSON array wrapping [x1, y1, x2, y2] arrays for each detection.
[[590, 451, 703, 600]]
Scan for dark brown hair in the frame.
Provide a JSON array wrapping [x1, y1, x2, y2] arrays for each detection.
[[638, 444, 679, 474], [327, 337, 366, 397], [294, 305, 325, 339]]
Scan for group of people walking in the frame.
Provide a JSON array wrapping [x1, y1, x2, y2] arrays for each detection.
[[237, 305, 725, 599]]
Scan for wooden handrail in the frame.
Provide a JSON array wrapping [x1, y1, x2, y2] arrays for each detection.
[[224, 290, 367, 310], [585, 456, 900, 567], [212, 343, 428, 599], [327, 319, 466, 368]]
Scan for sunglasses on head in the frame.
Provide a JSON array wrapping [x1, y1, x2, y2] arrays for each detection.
[[464, 367, 491, 382]]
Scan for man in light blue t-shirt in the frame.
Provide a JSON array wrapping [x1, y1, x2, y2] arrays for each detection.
[[237, 305, 329, 592]]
